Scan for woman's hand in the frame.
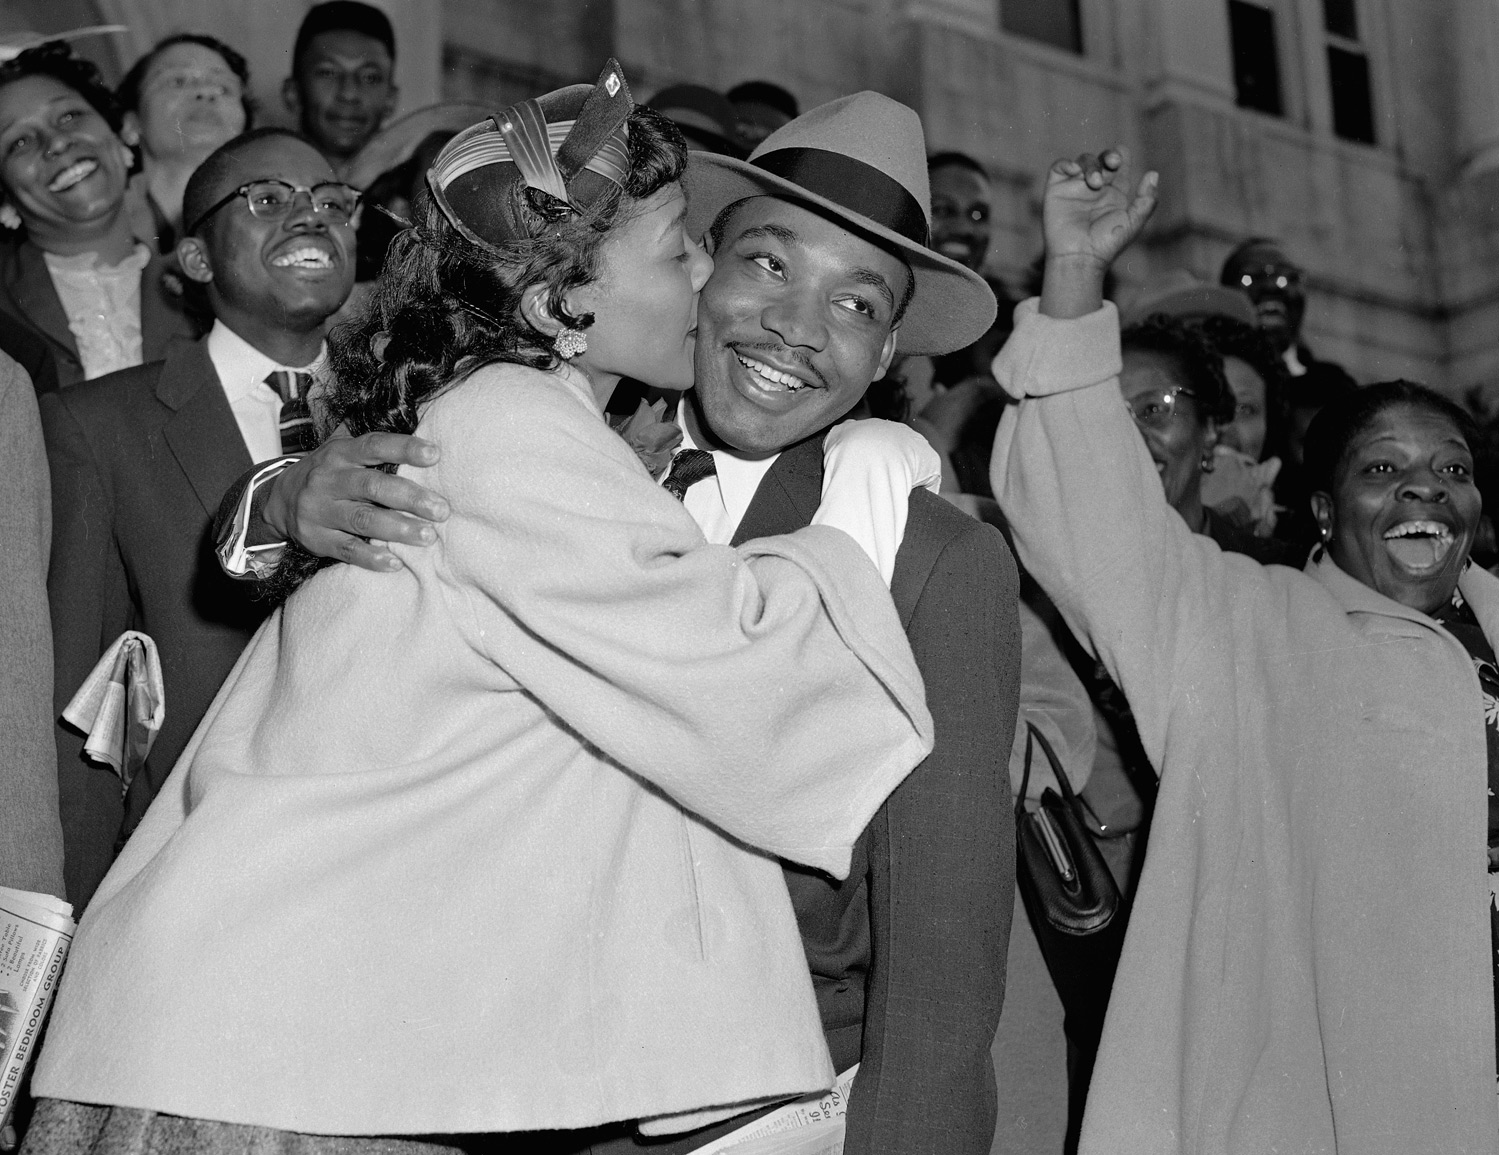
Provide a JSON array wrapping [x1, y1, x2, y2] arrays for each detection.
[[261, 432, 450, 571], [1039, 148, 1158, 320]]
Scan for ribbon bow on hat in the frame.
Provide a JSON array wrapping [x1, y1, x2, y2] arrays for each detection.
[[428, 59, 635, 253]]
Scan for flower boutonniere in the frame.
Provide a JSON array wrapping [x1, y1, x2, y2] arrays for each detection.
[[609, 397, 683, 479]]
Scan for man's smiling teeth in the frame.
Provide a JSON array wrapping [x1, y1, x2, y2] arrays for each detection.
[[736, 353, 809, 392], [271, 246, 333, 269], [49, 159, 98, 192]]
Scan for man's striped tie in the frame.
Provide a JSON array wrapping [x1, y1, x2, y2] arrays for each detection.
[[267, 369, 317, 455]]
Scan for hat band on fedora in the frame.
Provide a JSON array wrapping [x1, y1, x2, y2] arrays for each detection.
[[752, 147, 929, 247]]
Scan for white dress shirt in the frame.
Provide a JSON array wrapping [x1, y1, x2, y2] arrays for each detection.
[[207, 320, 326, 464], [675, 406, 779, 545], [671, 403, 940, 584]]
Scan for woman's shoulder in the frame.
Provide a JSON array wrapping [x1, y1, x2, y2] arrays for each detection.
[[418, 361, 600, 436]]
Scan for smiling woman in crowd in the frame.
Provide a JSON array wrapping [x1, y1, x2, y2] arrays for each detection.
[[117, 33, 252, 254], [0, 42, 196, 388], [994, 147, 1499, 1152]]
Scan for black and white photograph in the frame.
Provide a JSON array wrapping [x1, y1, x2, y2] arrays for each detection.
[[0, 2, 1495, 1153]]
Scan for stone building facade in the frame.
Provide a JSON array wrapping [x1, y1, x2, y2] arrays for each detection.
[[7, 0, 1495, 395], [439, 0, 1499, 397]]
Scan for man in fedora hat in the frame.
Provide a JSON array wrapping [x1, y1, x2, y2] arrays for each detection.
[[212, 91, 1020, 1153]]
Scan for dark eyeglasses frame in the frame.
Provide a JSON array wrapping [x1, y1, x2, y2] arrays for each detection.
[[186, 179, 363, 237]]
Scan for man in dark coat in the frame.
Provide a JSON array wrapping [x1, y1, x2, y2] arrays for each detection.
[[211, 94, 1020, 1153], [41, 128, 355, 907]]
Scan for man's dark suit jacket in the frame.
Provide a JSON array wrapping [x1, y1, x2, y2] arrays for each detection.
[[41, 337, 271, 908], [0, 236, 198, 390], [584, 433, 1020, 1155]]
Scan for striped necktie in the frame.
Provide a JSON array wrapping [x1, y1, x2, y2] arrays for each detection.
[[662, 448, 716, 501], [267, 369, 317, 455]]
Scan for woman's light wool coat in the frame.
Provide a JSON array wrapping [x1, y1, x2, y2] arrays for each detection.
[[34, 362, 933, 1137], [992, 300, 1499, 1154]]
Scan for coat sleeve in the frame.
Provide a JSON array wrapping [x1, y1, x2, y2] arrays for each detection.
[[989, 300, 1275, 769], [847, 517, 1020, 1155], [0, 357, 65, 897], [420, 369, 934, 880], [40, 388, 134, 908]]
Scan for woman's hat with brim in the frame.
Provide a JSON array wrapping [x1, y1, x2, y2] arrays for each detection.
[[1122, 271, 1258, 327], [683, 92, 997, 356]]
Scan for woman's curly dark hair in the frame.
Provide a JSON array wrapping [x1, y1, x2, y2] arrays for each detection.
[[323, 106, 688, 440], [259, 107, 689, 602], [1186, 313, 1289, 458], [1121, 313, 1235, 427], [0, 41, 125, 132]]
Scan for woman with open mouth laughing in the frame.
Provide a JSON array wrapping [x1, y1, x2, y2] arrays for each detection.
[[0, 42, 197, 389], [995, 146, 1499, 1150]]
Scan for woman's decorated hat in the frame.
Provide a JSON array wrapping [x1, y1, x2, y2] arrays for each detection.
[[427, 59, 635, 253]]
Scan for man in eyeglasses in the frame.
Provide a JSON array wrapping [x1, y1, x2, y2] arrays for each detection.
[[1219, 237, 1355, 388], [1219, 237, 1356, 547], [39, 127, 357, 908]]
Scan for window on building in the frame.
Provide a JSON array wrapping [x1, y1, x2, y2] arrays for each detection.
[[1000, 0, 1083, 55], [1322, 0, 1375, 143], [1227, 0, 1284, 116]]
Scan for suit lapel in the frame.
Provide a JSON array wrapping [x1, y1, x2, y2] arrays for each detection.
[[158, 339, 254, 519], [730, 434, 826, 546]]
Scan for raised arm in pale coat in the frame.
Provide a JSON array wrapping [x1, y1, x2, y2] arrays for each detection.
[[420, 365, 934, 879], [990, 301, 1280, 771]]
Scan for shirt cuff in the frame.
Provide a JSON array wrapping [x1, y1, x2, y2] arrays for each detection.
[[991, 298, 1122, 400], [216, 457, 298, 579]]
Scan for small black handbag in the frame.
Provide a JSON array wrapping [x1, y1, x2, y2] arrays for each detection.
[[1014, 721, 1121, 939], [1014, 720, 1132, 1065]]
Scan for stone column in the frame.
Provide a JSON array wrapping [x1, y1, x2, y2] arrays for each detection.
[[1137, 0, 1235, 104]]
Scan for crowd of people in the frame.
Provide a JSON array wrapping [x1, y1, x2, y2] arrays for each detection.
[[2, 3, 1495, 1153]]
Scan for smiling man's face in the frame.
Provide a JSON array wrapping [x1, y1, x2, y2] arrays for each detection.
[[287, 29, 396, 162], [689, 197, 909, 457], [186, 135, 355, 338]]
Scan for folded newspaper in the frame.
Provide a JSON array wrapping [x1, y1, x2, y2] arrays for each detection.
[[691, 1064, 857, 1155], [61, 630, 164, 794], [0, 888, 75, 1126]]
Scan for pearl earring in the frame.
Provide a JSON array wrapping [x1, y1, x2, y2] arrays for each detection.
[[553, 327, 588, 359], [0, 204, 21, 230]]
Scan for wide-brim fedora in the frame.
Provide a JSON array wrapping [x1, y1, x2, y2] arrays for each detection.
[[683, 91, 997, 356]]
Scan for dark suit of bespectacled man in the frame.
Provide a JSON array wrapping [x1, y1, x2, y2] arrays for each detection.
[[211, 93, 1020, 1154], [41, 128, 358, 910]]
